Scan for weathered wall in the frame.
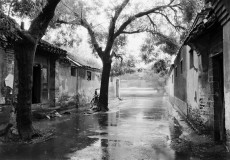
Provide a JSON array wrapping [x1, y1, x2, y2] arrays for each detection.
[[174, 46, 188, 110], [185, 45, 212, 131], [77, 68, 101, 105], [33, 51, 50, 104], [171, 44, 216, 133], [186, 46, 199, 109], [0, 46, 14, 105], [187, 26, 223, 134], [0, 45, 14, 126], [223, 21, 230, 145], [55, 60, 78, 107]]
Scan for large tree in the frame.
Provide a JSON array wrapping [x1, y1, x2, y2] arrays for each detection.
[[56, 0, 196, 111], [0, 0, 61, 140]]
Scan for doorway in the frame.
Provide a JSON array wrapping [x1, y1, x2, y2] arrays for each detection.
[[212, 53, 225, 141], [32, 64, 41, 103]]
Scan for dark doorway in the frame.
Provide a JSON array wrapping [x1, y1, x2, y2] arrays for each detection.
[[32, 65, 41, 104], [212, 53, 225, 141]]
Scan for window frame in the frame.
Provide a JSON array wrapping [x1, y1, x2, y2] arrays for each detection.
[[71, 67, 76, 77], [87, 71, 92, 81], [190, 49, 194, 69], [175, 66, 177, 77]]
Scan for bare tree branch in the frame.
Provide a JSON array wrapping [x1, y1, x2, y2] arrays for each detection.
[[110, 51, 123, 62], [113, 0, 130, 22], [146, 29, 180, 53], [105, 0, 130, 57], [121, 29, 144, 34], [154, 11, 186, 31], [114, 3, 180, 38], [146, 15, 156, 30], [59, 1, 103, 58], [78, 17, 104, 58]]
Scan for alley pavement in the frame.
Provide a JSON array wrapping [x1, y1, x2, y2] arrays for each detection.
[[0, 88, 230, 160]]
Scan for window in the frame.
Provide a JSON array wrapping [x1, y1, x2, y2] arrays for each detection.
[[87, 71, 92, 80], [180, 60, 183, 74], [175, 67, 177, 77], [194, 91, 197, 102], [190, 49, 194, 68], [71, 67, 76, 77]]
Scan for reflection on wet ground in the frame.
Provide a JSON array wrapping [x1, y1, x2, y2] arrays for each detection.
[[0, 88, 229, 160]]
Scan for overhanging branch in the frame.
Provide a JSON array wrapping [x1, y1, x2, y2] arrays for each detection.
[[146, 29, 179, 50], [59, 1, 103, 57], [110, 51, 123, 62], [114, 3, 180, 38], [154, 11, 186, 31], [105, 0, 130, 54], [147, 14, 157, 30], [121, 29, 144, 34], [29, 0, 61, 39]]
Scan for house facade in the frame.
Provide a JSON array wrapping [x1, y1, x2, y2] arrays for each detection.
[[55, 55, 101, 107], [168, 0, 230, 146], [31, 41, 67, 107]]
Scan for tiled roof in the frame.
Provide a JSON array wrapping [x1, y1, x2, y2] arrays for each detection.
[[184, 8, 217, 44], [66, 53, 101, 71], [39, 40, 67, 56], [0, 12, 66, 56]]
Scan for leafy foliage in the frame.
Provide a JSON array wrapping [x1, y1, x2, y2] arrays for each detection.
[[140, 38, 158, 64], [44, 25, 82, 47], [156, 33, 180, 55], [113, 35, 127, 52], [152, 59, 170, 77], [180, 0, 204, 23], [11, 0, 36, 17], [111, 55, 136, 77], [0, 0, 46, 18], [143, 69, 167, 91]]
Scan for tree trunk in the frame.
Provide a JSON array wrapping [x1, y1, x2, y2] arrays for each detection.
[[15, 39, 37, 140], [98, 60, 112, 111]]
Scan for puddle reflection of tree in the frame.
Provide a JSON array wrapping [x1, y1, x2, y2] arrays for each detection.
[[96, 113, 109, 159]]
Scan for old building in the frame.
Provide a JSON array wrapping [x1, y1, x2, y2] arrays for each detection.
[[55, 54, 101, 107], [30, 40, 67, 107], [168, 1, 230, 146], [207, 0, 230, 146]]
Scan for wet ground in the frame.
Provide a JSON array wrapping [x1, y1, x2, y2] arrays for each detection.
[[0, 88, 230, 160]]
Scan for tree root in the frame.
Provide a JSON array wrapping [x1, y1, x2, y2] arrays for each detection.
[[96, 103, 109, 112]]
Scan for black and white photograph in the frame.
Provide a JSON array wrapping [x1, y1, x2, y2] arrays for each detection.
[[0, 0, 230, 159]]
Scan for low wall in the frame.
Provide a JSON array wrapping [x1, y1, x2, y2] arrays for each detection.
[[169, 95, 212, 133]]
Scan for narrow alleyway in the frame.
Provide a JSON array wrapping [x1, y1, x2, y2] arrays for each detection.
[[0, 88, 229, 160]]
